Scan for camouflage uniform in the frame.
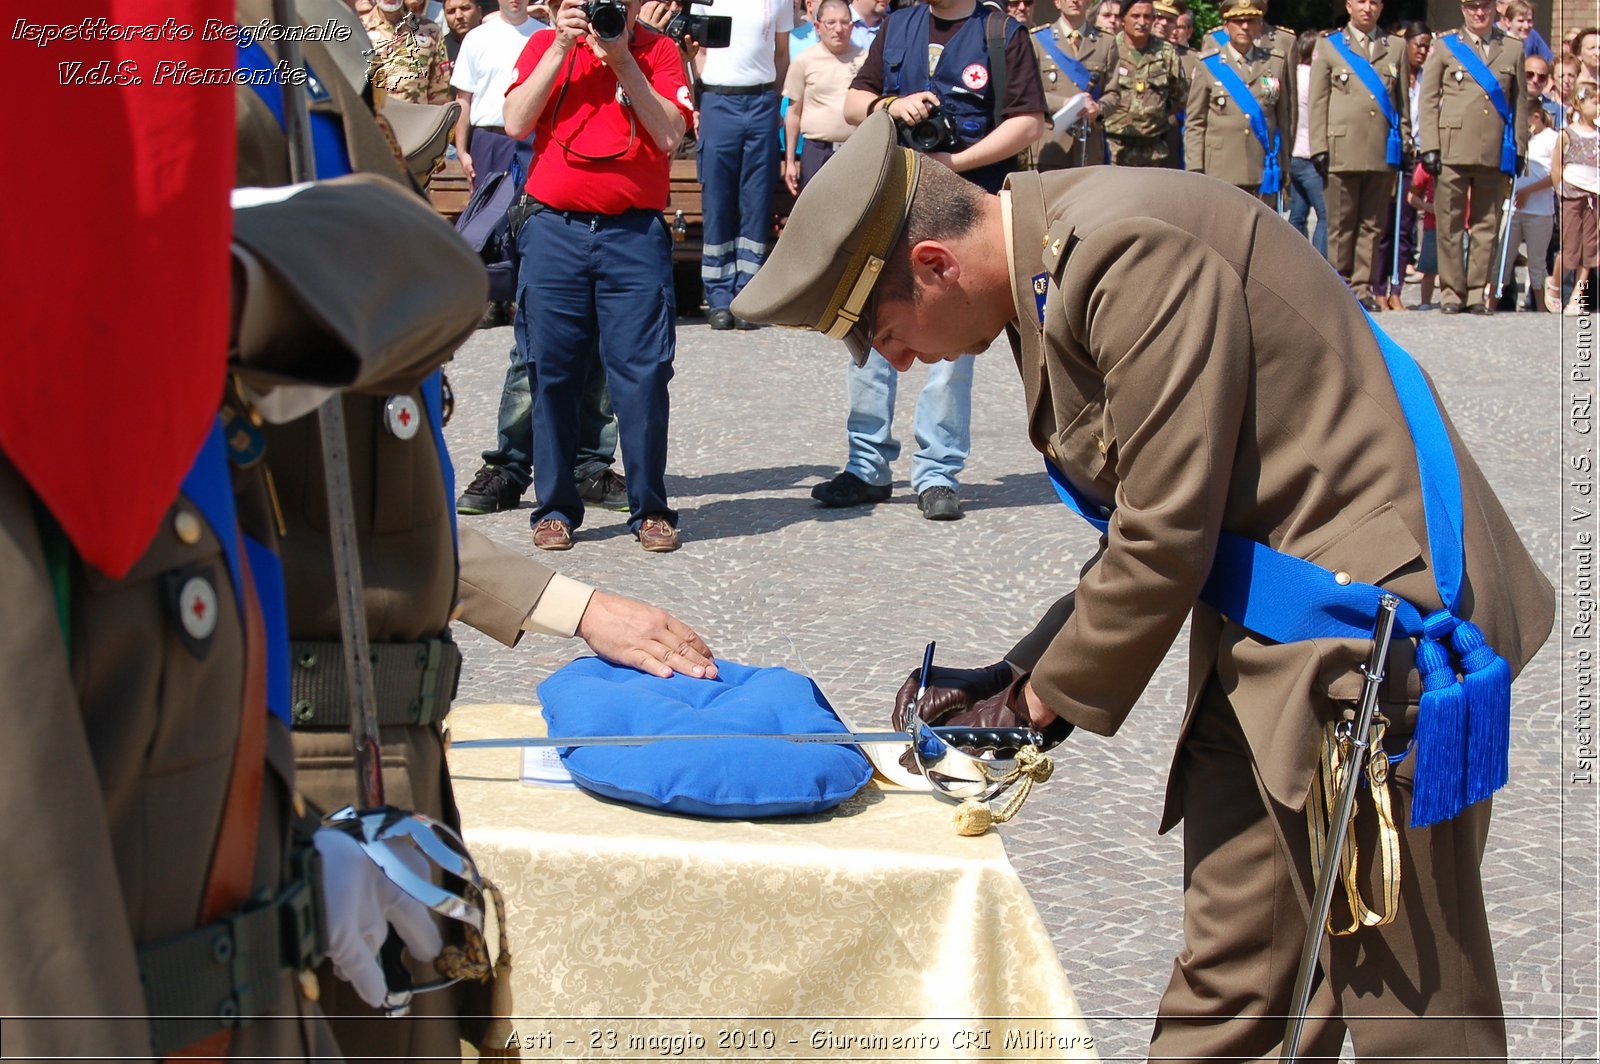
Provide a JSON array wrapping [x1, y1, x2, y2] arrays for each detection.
[[361, 8, 451, 104], [1101, 31, 1187, 166]]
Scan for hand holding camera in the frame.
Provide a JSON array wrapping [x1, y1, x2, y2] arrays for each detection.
[[889, 92, 963, 154], [553, 0, 631, 63]]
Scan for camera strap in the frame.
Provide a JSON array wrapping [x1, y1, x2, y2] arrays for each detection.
[[550, 46, 638, 162]]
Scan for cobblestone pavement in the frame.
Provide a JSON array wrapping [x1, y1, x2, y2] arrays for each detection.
[[442, 300, 1596, 1062]]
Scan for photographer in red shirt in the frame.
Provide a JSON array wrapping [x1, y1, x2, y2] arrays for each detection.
[[505, 0, 694, 553]]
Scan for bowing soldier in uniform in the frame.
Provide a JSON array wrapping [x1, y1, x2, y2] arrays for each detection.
[[731, 111, 1554, 1061], [1418, 0, 1527, 314], [233, 3, 717, 1059], [1029, 0, 1118, 169], [1310, 0, 1411, 311], [1100, 0, 1187, 166], [1185, 0, 1292, 198]]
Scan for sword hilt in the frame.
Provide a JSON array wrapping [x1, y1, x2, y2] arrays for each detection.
[[930, 727, 1041, 754]]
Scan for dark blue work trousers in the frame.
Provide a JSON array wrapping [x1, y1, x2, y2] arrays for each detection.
[[516, 205, 677, 532], [697, 90, 779, 311]]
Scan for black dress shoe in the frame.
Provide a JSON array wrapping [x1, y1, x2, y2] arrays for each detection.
[[708, 309, 735, 330], [1439, 302, 1464, 315], [1357, 295, 1381, 312], [1467, 303, 1491, 315], [733, 316, 761, 330], [810, 471, 891, 508]]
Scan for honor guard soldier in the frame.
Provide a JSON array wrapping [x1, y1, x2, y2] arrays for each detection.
[[1100, 0, 1187, 166], [1028, 0, 1118, 168], [1202, 0, 1294, 62], [731, 110, 1553, 1061], [1418, 0, 1528, 314], [236, 2, 717, 1058], [1310, 0, 1410, 311], [1184, 0, 1292, 197], [363, 0, 454, 103]]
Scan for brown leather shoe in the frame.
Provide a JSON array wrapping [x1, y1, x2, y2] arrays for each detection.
[[636, 515, 680, 553], [531, 518, 573, 551]]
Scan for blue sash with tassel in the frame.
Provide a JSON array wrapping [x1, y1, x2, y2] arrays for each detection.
[[1032, 26, 1100, 97], [1438, 33, 1518, 175], [1201, 52, 1283, 195], [1043, 313, 1511, 828], [1325, 31, 1404, 168]]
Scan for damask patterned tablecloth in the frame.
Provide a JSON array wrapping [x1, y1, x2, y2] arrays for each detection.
[[446, 704, 1099, 1062]]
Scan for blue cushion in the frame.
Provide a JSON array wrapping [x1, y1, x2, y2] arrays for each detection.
[[539, 658, 872, 818]]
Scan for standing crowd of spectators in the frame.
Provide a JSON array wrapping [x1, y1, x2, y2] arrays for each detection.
[[382, 0, 1599, 542]]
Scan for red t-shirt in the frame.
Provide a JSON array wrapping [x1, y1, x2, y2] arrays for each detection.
[[510, 26, 694, 213]]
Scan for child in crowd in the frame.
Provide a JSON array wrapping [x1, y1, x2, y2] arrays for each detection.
[[1552, 83, 1599, 314], [1408, 158, 1438, 308], [1503, 104, 1559, 310]]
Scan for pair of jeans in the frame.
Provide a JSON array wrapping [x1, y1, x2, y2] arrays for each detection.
[[698, 90, 780, 311], [1287, 156, 1328, 258], [843, 350, 973, 494], [517, 206, 676, 532], [479, 343, 617, 493]]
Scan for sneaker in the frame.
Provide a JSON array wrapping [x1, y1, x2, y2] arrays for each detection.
[[578, 469, 629, 511], [637, 515, 680, 553], [456, 465, 523, 515], [810, 471, 891, 508], [917, 486, 964, 521], [531, 518, 573, 551]]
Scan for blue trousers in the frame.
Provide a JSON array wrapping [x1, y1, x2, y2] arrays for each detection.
[[1287, 156, 1328, 258], [844, 351, 973, 493], [516, 207, 676, 531], [698, 91, 779, 311]]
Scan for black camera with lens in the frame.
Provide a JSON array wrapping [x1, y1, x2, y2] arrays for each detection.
[[664, 0, 733, 47], [583, 0, 628, 40], [897, 105, 962, 154]]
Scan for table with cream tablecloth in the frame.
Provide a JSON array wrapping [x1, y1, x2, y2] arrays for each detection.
[[446, 703, 1098, 1062]]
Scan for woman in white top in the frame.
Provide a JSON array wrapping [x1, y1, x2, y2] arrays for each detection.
[[1286, 30, 1326, 257], [1499, 104, 1559, 310]]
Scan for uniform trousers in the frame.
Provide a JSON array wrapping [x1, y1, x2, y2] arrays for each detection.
[[699, 89, 780, 312], [1436, 164, 1511, 308], [518, 205, 676, 531], [1150, 682, 1505, 1062], [1327, 169, 1396, 301]]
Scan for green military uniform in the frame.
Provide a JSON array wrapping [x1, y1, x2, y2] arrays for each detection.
[[1185, 34, 1292, 193], [1310, 25, 1410, 303], [1028, 17, 1118, 168], [1418, 22, 1527, 311], [0, 175, 481, 1061], [1100, 30, 1186, 166], [362, 7, 452, 104], [238, 6, 588, 1058], [729, 111, 1555, 1061]]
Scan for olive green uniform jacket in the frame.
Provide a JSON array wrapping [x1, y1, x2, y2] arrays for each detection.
[[1028, 18, 1117, 169], [1309, 26, 1410, 172], [1184, 42, 1293, 190], [998, 167, 1553, 833], [1100, 32, 1186, 164], [0, 175, 483, 1060]]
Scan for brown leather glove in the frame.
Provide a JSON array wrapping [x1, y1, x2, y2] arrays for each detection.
[[891, 661, 1016, 731], [897, 674, 1074, 772]]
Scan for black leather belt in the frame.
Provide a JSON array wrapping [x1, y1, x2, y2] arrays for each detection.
[[701, 82, 774, 95], [289, 636, 462, 729], [474, 124, 508, 136], [138, 845, 325, 1057]]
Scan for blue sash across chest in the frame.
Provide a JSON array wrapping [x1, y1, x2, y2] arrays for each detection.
[[1438, 33, 1518, 174], [1325, 32, 1404, 168], [1201, 51, 1282, 194], [1032, 26, 1098, 97], [1043, 312, 1511, 828]]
